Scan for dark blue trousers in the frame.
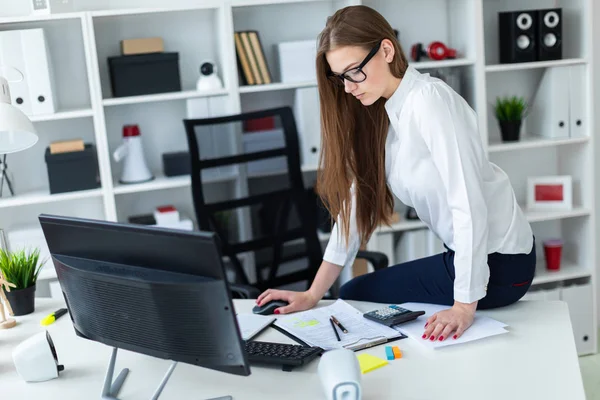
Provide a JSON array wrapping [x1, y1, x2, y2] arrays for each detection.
[[340, 238, 536, 310]]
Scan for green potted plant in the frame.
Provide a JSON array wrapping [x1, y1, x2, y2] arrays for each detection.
[[494, 96, 528, 142], [0, 248, 45, 316]]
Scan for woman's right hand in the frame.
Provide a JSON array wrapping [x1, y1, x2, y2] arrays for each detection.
[[255, 289, 319, 315]]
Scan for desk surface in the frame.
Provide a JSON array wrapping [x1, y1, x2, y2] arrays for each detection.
[[0, 298, 585, 400]]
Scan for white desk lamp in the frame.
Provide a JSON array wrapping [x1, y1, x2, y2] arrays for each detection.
[[0, 74, 39, 196], [0, 72, 38, 329]]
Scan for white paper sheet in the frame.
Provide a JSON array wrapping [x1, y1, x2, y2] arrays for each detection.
[[236, 313, 276, 341], [393, 302, 508, 349], [274, 299, 403, 351]]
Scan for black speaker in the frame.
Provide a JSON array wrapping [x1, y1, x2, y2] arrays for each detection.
[[498, 10, 537, 63], [537, 8, 562, 61]]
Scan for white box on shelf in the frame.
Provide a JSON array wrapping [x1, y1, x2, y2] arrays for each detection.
[[30, 0, 74, 15], [561, 282, 594, 354], [293, 86, 321, 168], [242, 128, 286, 174], [277, 40, 317, 83], [0, 28, 56, 116]]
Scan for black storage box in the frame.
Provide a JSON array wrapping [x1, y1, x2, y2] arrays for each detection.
[[45, 144, 101, 194], [108, 52, 181, 97], [162, 151, 191, 177]]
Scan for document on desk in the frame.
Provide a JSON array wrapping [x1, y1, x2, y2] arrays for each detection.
[[236, 313, 276, 341], [274, 299, 403, 351], [392, 302, 508, 349]]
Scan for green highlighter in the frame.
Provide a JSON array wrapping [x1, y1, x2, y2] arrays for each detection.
[[40, 308, 68, 326]]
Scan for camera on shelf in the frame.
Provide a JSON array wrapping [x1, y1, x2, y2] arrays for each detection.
[[196, 60, 223, 91]]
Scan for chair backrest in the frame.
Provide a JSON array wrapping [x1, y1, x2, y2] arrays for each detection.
[[183, 106, 324, 292]]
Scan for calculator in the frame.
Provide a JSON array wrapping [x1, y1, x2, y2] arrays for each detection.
[[363, 305, 426, 327]]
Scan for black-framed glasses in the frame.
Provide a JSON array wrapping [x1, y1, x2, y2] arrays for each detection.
[[327, 40, 382, 86]]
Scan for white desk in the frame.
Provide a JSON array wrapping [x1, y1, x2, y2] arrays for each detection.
[[0, 298, 585, 400]]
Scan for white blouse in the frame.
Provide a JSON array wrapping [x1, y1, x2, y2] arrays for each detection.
[[323, 65, 534, 304]]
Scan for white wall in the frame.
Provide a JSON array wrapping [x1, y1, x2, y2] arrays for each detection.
[[594, 1, 600, 323]]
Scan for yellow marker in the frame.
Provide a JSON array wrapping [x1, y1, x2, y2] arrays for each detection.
[[41, 308, 68, 326]]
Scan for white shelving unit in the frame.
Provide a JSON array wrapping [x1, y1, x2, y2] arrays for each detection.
[[0, 0, 595, 355]]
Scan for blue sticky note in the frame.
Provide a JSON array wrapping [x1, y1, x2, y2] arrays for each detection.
[[385, 346, 395, 360]]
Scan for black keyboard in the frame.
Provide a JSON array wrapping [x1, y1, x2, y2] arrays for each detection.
[[244, 340, 323, 372]]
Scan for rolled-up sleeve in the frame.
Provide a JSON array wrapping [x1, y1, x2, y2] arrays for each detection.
[[412, 85, 489, 304], [323, 184, 361, 269]]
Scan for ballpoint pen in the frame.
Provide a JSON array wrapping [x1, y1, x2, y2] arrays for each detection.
[[330, 315, 348, 334], [330, 317, 341, 342]]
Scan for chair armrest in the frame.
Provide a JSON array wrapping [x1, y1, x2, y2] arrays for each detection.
[[356, 250, 389, 271], [229, 283, 261, 299]]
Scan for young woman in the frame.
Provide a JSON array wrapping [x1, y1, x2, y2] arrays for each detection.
[[257, 5, 536, 341]]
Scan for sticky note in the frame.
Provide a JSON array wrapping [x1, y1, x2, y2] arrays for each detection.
[[385, 346, 395, 360], [392, 346, 402, 359], [356, 353, 388, 374]]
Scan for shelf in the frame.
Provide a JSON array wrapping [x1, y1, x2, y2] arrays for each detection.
[[90, 4, 221, 18], [532, 261, 591, 285], [112, 172, 237, 195], [412, 58, 475, 70], [485, 58, 588, 73], [488, 136, 590, 153], [0, 12, 84, 24], [239, 80, 317, 94], [29, 108, 94, 122], [102, 88, 229, 107], [525, 207, 591, 223], [0, 188, 103, 209], [232, 0, 328, 6], [374, 207, 591, 234]]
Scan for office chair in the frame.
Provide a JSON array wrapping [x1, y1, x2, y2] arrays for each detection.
[[183, 106, 388, 297]]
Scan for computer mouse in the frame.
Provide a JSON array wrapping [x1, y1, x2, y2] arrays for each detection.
[[252, 300, 289, 315]]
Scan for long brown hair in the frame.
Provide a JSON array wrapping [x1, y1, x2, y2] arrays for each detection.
[[316, 5, 408, 246]]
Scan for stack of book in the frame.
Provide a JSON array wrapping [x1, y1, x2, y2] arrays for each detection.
[[234, 30, 272, 85]]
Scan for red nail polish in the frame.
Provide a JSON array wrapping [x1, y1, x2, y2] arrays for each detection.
[[424, 323, 428, 328], [439, 336, 444, 341], [453, 335, 458, 340], [422, 334, 427, 339], [274, 309, 280, 314], [430, 336, 435, 341]]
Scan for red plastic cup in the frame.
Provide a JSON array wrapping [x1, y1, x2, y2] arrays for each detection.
[[543, 239, 563, 271]]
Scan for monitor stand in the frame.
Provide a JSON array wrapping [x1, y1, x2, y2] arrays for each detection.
[[100, 347, 233, 400]]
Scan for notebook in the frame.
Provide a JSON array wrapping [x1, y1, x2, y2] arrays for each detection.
[[274, 299, 405, 351], [236, 313, 276, 341]]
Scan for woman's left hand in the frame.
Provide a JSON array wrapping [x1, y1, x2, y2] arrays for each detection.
[[422, 301, 477, 341]]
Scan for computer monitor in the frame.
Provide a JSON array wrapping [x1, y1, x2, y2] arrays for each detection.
[[38, 213, 250, 378]]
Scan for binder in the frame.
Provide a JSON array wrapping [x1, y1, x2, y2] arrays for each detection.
[[293, 86, 321, 168], [234, 32, 254, 86], [561, 283, 594, 354], [526, 66, 570, 139], [247, 31, 271, 84], [240, 32, 262, 85], [568, 64, 585, 138], [0, 28, 56, 116]]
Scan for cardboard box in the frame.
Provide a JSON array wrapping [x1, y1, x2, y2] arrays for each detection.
[[121, 37, 164, 55]]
